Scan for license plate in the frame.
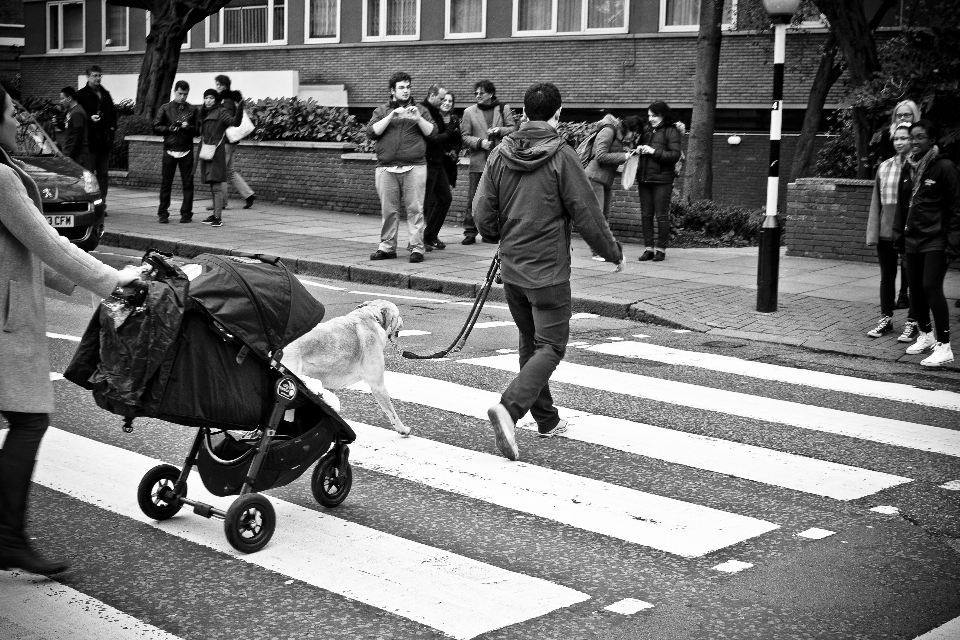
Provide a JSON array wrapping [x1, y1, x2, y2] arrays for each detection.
[[45, 215, 75, 228]]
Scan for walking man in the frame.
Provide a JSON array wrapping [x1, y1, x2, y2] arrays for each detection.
[[152, 80, 198, 224], [58, 87, 91, 170], [473, 82, 623, 461], [460, 80, 516, 244], [213, 74, 255, 210], [366, 72, 436, 263], [75, 65, 117, 207]]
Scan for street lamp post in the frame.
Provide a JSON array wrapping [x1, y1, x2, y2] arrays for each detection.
[[757, 0, 800, 313]]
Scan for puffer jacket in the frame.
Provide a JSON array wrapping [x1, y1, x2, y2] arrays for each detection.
[[636, 122, 682, 184], [473, 121, 622, 289], [584, 114, 628, 188], [892, 155, 960, 258], [366, 100, 437, 167]]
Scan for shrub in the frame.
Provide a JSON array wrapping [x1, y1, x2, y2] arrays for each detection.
[[671, 195, 766, 243], [246, 97, 373, 152]]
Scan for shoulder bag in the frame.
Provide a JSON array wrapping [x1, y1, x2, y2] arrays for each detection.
[[199, 135, 224, 161]]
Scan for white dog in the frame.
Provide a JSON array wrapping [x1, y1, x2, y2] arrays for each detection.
[[283, 300, 410, 436]]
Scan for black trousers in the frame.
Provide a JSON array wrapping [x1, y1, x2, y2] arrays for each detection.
[[158, 151, 195, 217], [423, 164, 452, 243], [462, 172, 482, 239], [92, 151, 110, 202], [904, 250, 951, 343]]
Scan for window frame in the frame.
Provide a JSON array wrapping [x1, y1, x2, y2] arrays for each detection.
[[445, 0, 486, 39], [362, 0, 421, 42], [102, 1, 129, 51], [46, 0, 86, 54], [206, 0, 289, 48], [658, 0, 737, 33], [304, 0, 341, 43], [512, 0, 629, 37]]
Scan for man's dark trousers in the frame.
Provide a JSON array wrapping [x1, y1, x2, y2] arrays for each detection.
[[462, 172, 482, 239], [157, 152, 195, 218], [500, 281, 570, 431], [423, 164, 452, 243], [92, 152, 111, 202]]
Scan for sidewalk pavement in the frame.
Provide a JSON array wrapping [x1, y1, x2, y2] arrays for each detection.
[[100, 187, 960, 366]]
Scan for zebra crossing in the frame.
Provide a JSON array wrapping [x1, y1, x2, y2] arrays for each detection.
[[11, 330, 960, 639]]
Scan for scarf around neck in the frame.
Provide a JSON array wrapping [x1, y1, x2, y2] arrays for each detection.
[[907, 144, 939, 206], [477, 97, 500, 111]]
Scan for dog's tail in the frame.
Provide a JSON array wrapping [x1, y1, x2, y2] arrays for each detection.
[[402, 252, 501, 360]]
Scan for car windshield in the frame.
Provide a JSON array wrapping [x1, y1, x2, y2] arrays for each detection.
[[13, 100, 63, 158]]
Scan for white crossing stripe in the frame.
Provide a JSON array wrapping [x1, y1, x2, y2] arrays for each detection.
[[713, 560, 753, 573], [588, 341, 960, 412], [297, 279, 346, 291], [356, 372, 912, 500], [914, 614, 960, 639], [796, 528, 836, 540], [0, 572, 183, 640], [604, 598, 655, 614], [49, 372, 64, 381], [398, 329, 431, 337], [472, 321, 517, 329], [31, 428, 590, 640], [45, 332, 81, 342], [347, 421, 779, 558], [461, 356, 960, 458]]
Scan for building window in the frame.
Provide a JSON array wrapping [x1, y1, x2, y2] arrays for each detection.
[[364, 0, 420, 41], [447, 0, 485, 37], [305, 0, 339, 42], [103, 2, 128, 50], [660, 0, 736, 32], [514, 0, 628, 35], [207, 0, 287, 46], [47, 1, 84, 53]]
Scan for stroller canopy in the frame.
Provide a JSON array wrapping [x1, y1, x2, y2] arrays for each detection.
[[188, 254, 324, 357]]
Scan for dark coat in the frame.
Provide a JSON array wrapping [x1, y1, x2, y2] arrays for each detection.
[[584, 116, 628, 188], [893, 156, 960, 258], [422, 100, 461, 167], [442, 114, 462, 187], [153, 100, 199, 152], [636, 122, 682, 184], [75, 84, 118, 153], [198, 105, 233, 184], [62, 103, 90, 164]]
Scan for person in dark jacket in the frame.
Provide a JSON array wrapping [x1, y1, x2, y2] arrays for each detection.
[[893, 120, 960, 366], [421, 84, 460, 250], [473, 82, 623, 461], [58, 86, 91, 170], [75, 65, 117, 207], [635, 101, 682, 262], [198, 89, 234, 228], [152, 80, 198, 224], [214, 75, 255, 210], [366, 71, 437, 263]]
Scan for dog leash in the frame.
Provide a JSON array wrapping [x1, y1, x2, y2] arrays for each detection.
[[402, 251, 501, 360]]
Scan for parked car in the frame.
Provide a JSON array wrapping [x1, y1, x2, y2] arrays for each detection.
[[12, 100, 106, 251]]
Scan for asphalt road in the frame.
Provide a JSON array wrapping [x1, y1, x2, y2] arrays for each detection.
[[3, 246, 960, 640]]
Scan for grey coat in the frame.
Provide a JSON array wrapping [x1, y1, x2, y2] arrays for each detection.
[[461, 102, 517, 174], [0, 151, 119, 413]]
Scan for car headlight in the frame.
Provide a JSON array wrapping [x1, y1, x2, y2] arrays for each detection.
[[82, 170, 100, 194]]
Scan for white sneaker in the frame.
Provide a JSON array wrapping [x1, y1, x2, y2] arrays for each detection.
[[487, 403, 519, 461], [905, 331, 937, 355], [921, 342, 954, 367]]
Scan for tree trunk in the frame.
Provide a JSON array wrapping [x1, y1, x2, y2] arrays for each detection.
[[682, 0, 724, 203], [790, 36, 841, 179], [134, 13, 188, 118]]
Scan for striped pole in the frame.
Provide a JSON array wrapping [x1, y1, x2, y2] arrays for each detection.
[[757, 19, 788, 313]]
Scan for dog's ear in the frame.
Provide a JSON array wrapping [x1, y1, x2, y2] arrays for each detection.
[[383, 302, 402, 338]]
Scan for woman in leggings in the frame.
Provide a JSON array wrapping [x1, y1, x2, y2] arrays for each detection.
[[894, 120, 960, 366]]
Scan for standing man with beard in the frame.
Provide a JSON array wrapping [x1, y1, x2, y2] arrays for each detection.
[[75, 65, 117, 209], [366, 72, 436, 264], [459, 80, 516, 244]]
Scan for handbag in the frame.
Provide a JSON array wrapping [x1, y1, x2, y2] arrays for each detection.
[[621, 154, 639, 190], [226, 110, 254, 143], [199, 135, 224, 161]]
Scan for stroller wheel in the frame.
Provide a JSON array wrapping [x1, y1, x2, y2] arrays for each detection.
[[137, 464, 186, 521], [224, 494, 276, 553], [311, 452, 353, 508]]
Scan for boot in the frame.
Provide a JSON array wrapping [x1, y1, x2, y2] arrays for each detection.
[[0, 453, 69, 575]]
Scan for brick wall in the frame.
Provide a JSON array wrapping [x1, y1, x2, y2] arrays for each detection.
[[785, 178, 875, 262]]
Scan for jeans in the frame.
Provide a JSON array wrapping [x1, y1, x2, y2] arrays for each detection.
[[904, 250, 950, 343], [209, 182, 225, 219], [375, 166, 427, 254], [638, 182, 673, 250], [158, 151, 195, 218], [223, 143, 254, 206], [501, 281, 571, 432], [462, 172, 482, 239], [590, 179, 613, 222], [424, 164, 453, 243]]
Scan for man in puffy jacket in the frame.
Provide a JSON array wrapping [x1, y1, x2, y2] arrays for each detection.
[[366, 72, 436, 263], [152, 80, 198, 223], [473, 82, 623, 461]]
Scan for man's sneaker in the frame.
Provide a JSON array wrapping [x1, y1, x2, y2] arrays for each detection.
[[158, 216, 169, 224], [210, 218, 223, 227], [921, 342, 954, 367], [866, 316, 893, 338], [370, 249, 397, 260], [897, 320, 919, 343], [409, 252, 424, 263], [487, 403, 519, 461], [905, 330, 937, 355], [201, 214, 218, 224], [538, 419, 568, 438], [461, 236, 476, 245]]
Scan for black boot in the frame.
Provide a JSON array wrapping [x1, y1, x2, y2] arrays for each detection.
[[0, 453, 69, 575]]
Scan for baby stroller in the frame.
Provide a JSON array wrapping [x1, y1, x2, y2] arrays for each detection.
[[65, 250, 356, 553]]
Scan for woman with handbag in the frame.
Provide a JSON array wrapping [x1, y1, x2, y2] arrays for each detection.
[[0, 84, 140, 574], [198, 89, 234, 228]]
